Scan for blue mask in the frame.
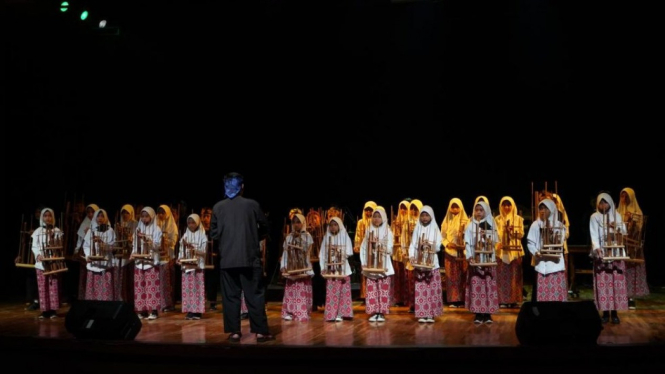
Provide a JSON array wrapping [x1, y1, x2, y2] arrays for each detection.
[[224, 176, 243, 199]]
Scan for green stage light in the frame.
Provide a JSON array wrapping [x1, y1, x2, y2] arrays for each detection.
[[80, 10, 89, 21], [60, 1, 69, 12]]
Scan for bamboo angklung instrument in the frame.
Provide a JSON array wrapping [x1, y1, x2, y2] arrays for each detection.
[[40, 215, 68, 276], [601, 207, 627, 262], [470, 220, 497, 267], [15, 217, 35, 268]]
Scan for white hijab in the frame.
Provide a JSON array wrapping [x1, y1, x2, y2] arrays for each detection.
[[537, 198, 559, 228], [138, 206, 157, 232], [412, 205, 439, 243], [595, 192, 619, 223], [321, 217, 352, 254], [471, 200, 496, 228], [91, 209, 109, 231], [39, 207, 56, 228], [181, 213, 206, 246], [367, 207, 390, 241]]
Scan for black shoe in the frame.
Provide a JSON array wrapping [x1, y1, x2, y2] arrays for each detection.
[[628, 299, 636, 310], [240, 313, 249, 320], [192, 313, 202, 320], [38, 312, 48, 320], [474, 314, 483, 324], [209, 303, 217, 311], [601, 311, 610, 324], [228, 332, 242, 343], [185, 312, 193, 320], [611, 311, 620, 324], [256, 333, 275, 343]]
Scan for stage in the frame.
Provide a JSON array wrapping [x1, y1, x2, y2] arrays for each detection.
[[1, 284, 664, 372]]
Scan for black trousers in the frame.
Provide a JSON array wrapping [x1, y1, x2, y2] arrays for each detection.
[[220, 267, 269, 335]]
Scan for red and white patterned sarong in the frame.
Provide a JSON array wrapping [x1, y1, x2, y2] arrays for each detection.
[[181, 269, 205, 314], [625, 261, 649, 298], [36, 270, 60, 311], [159, 261, 175, 310], [281, 277, 313, 321], [593, 260, 628, 311], [414, 269, 443, 318], [323, 276, 353, 321], [465, 266, 499, 314], [134, 266, 161, 312], [85, 270, 114, 301], [365, 276, 392, 315], [536, 271, 567, 302], [445, 252, 467, 303], [496, 258, 523, 304]]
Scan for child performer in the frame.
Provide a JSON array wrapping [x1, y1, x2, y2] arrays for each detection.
[[526, 198, 567, 302], [156, 204, 179, 313], [319, 216, 354, 322], [408, 205, 443, 323], [617, 187, 649, 309], [590, 192, 628, 324], [74, 203, 100, 301], [354, 201, 377, 303], [280, 213, 314, 321], [464, 200, 500, 324], [494, 196, 525, 308], [114, 204, 138, 302], [82, 209, 116, 301], [360, 207, 394, 322], [31, 208, 64, 319], [131, 207, 163, 320], [392, 200, 411, 307], [177, 213, 207, 320], [440, 198, 469, 308]]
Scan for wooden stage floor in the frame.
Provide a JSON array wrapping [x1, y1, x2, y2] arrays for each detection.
[[2, 285, 665, 372]]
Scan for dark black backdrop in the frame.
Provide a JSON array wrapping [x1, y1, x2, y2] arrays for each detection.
[[5, 0, 662, 300]]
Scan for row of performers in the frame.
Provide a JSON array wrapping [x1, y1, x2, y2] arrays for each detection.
[[282, 193, 569, 312], [281, 190, 645, 324], [25, 189, 646, 325], [26, 204, 230, 320]]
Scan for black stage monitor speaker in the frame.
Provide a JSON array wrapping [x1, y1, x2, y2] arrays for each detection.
[[65, 300, 142, 340], [515, 300, 602, 346]]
